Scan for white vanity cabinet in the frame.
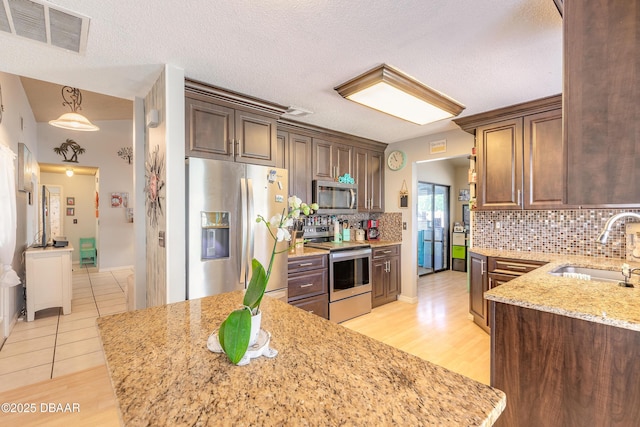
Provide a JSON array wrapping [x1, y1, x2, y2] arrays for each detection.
[[25, 245, 73, 321]]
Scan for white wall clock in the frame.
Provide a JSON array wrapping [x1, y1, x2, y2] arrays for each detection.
[[387, 150, 406, 171]]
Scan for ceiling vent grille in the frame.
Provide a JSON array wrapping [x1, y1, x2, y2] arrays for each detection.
[[0, 0, 90, 54]]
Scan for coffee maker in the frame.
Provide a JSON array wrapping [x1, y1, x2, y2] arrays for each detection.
[[363, 219, 380, 240]]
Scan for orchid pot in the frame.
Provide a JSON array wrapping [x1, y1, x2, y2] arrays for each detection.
[[218, 196, 317, 364]]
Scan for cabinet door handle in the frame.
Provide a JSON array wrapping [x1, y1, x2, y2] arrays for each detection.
[[300, 283, 314, 288], [481, 260, 485, 276], [297, 262, 313, 267], [382, 250, 392, 254], [517, 189, 521, 206], [236, 140, 241, 158], [229, 139, 235, 157]]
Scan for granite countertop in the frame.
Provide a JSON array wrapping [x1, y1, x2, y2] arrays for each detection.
[[475, 248, 640, 331], [368, 239, 402, 248], [287, 246, 328, 258], [97, 291, 505, 426]]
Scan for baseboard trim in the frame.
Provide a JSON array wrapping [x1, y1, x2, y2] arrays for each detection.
[[397, 295, 418, 304]]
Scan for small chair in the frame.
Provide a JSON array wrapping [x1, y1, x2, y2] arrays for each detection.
[[79, 237, 97, 267]]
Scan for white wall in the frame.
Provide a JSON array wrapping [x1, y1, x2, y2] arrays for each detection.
[[0, 72, 38, 338], [384, 129, 473, 303], [453, 166, 469, 226], [36, 120, 134, 270]]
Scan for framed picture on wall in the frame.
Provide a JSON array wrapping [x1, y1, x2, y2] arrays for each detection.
[[66, 207, 75, 216], [66, 197, 75, 206]]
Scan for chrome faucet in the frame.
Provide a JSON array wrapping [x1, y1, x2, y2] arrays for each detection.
[[621, 263, 640, 288], [595, 212, 640, 244]]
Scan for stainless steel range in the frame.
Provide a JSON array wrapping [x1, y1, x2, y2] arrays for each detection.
[[304, 225, 372, 323]]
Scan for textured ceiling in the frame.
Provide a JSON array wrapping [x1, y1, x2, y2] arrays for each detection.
[[0, 0, 562, 143]]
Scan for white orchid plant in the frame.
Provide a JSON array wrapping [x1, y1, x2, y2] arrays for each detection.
[[219, 196, 318, 364]]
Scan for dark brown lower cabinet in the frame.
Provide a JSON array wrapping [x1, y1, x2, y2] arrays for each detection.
[[469, 252, 546, 333], [469, 251, 489, 332], [371, 245, 401, 308], [289, 293, 328, 319], [288, 254, 328, 319], [491, 302, 640, 427]]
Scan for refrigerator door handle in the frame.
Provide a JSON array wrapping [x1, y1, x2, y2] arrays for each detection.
[[247, 178, 256, 276], [240, 178, 248, 284]]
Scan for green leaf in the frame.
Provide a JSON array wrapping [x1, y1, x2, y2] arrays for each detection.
[[218, 319, 226, 348], [243, 259, 267, 310], [220, 308, 251, 364]]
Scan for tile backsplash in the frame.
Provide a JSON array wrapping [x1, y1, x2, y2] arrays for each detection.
[[376, 212, 402, 241], [472, 209, 640, 260]]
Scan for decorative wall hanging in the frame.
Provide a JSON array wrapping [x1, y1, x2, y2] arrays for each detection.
[[53, 139, 85, 163], [66, 207, 75, 216], [458, 189, 470, 201], [66, 197, 75, 206], [144, 145, 165, 228], [429, 139, 447, 154], [110, 192, 128, 208], [126, 208, 134, 223], [118, 146, 133, 164], [18, 143, 33, 192], [399, 180, 409, 208]]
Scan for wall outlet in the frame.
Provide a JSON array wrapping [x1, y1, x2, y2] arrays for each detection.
[[495, 221, 501, 229]]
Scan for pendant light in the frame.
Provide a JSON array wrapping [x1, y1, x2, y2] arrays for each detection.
[[49, 86, 99, 131]]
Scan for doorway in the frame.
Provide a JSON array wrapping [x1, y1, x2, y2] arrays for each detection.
[[417, 182, 450, 275]]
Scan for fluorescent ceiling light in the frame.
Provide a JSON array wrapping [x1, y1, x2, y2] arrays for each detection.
[[49, 86, 99, 131], [334, 64, 465, 125]]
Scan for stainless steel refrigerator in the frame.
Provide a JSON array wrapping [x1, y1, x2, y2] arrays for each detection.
[[186, 157, 289, 301]]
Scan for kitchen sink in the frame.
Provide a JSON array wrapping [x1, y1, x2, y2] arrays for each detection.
[[548, 265, 624, 283]]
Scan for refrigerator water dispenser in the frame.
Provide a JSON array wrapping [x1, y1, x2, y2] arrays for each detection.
[[201, 211, 230, 260]]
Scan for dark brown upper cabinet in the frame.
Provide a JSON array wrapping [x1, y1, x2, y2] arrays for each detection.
[[276, 130, 313, 202], [277, 119, 387, 210], [312, 138, 353, 181], [354, 148, 385, 212], [185, 79, 286, 166], [563, 0, 640, 207], [455, 95, 563, 210]]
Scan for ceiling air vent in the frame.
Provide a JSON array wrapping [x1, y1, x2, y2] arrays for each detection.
[[0, 0, 90, 54]]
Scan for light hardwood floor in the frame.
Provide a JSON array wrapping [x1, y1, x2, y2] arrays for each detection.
[[0, 270, 489, 426], [343, 270, 490, 385]]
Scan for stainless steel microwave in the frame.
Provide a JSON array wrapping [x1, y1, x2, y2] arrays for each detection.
[[313, 180, 358, 214]]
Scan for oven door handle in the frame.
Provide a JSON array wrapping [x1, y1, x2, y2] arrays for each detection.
[[330, 247, 372, 261]]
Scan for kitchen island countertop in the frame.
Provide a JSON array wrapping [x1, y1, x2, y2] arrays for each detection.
[[97, 291, 505, 426], [477, 248, 640, 331]]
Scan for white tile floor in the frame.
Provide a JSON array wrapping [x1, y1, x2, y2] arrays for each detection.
[[0, 265, 132, 393]]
